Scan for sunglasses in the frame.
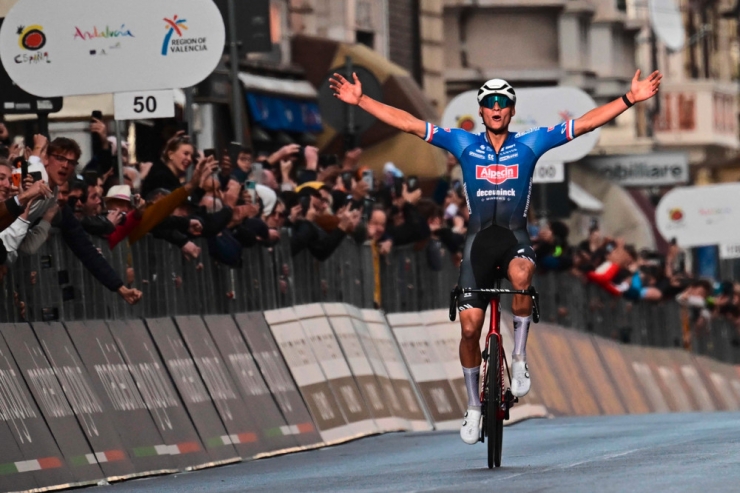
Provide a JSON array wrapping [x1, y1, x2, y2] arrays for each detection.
[[480, 94, 514, 109]]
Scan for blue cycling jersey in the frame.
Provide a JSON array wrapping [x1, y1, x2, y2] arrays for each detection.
[[422, 120, 576, 237]]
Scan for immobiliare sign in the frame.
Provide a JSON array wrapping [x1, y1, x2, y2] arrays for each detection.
[[582, 152, 689, 187]]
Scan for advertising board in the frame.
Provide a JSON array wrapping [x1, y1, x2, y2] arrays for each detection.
[[655, 183, 740, 247], [0, 0, 224, 97], [583, 152, 689, 186]]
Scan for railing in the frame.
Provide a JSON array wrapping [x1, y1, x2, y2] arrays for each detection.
[[1, 230, 738, 364]]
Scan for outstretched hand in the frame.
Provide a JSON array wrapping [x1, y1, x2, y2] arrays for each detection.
[[629, 69, 662, 103], [329, 72, 363, 105]]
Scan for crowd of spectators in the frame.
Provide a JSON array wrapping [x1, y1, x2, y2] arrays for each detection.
[[0, 116, 737, 334], [0, 117, 473, 309], [530, 218, 740, 332]]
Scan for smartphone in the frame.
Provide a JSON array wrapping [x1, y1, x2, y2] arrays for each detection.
[[407, 175, 419, 192], [393, 176, 404, 197], [299, 194, 311, 215], [21, 158, 28, 180], [228, 142, 242, 166], [91, 110, 103, 121], [244, 180, 257, 203], [203, 148, 216, 159], [30, 171, 42, 182], [251, 161, 263, 183], [341, 171, 353, 191], [13, 135, 25, 148], [362, 169, 374, 192], [363, 197, 374, 222]]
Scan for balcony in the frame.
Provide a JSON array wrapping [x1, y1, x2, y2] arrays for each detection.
[[653, 80, 740, 151]]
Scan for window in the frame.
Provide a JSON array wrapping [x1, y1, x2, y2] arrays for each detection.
[[356, 30, 375, 49]]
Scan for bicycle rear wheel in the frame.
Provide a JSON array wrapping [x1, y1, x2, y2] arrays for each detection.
[[486, 337, 504, 468]]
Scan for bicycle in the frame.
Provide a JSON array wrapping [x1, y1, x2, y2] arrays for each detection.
[[449, 282, 540, 468]]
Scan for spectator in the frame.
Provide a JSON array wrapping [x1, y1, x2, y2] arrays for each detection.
[[14, 134, 141, 304], [230, 146, 254, 183], [366, 206, 391, 308], [289, 186, 361, 260], [386, 184, 429, 247], [140, 134, 196, 198]]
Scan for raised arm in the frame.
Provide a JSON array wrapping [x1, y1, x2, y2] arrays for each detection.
[[329, 72, 427, 138], [574, 69, 662, 137]]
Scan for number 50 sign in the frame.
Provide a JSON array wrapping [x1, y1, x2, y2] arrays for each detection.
[[114, 90, 175, 121]]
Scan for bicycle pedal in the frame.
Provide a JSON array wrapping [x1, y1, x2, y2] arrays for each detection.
[[481, 349, 488, 360]]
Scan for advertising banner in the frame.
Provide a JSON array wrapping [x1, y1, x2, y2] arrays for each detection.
[[143, 318, 238, 464], [418, 310, 468, 410], [293, 305, 379, 438], [202, 315, 299, 455], [323, 304, 405, 433], [0, 325, 75, 490], [263, 307, 352, 444], [655, 183, 740, 247], [386, 312, 463, 429], [360, 309, 430, 431], [0, 323, 136, 478], [0, 0, 225, 97], [233, 312, 322, 449], [106, 319, 211, 469], [582, 152, 689, 186], [441, 87, 599, 163], [174, 316, 264, 459], [64, 320, 176, 474]]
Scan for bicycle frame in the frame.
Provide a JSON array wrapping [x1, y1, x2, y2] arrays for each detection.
[[448, 284, 540, 423], [481, 294, 507, 420]]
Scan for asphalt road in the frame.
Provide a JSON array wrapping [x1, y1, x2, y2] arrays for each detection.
[[103, 412, 740, 493]]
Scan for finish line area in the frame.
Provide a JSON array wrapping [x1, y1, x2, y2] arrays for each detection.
[[104, 412, 740, 493]]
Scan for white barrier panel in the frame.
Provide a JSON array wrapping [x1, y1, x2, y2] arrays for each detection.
[[294, 305, 379, 439], [264, 308, 371, 444], [419, 309, 467, 409], [359, 310, 431, 431], [323, 304, 408, 433], [386, 313, 463, 430]]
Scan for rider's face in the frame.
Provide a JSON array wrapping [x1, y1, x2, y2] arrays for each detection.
[[479, 102, 515, 134]]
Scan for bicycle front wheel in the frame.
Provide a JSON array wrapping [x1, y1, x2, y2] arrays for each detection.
[[486, 337, 504, 468]]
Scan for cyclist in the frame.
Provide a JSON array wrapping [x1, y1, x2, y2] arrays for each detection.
[[329, 69, 662, 444]]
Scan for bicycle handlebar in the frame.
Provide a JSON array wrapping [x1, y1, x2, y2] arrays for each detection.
[[449, 285, 541, 324], [461, 288, 533, 296]]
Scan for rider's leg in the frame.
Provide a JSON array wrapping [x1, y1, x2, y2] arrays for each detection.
[[459, 306, 485, 444], [459, 307, 485, 407], [508, 258, 535, 397]]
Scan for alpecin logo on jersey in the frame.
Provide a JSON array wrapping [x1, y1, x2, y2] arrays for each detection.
[[475, 164, 519, 185]]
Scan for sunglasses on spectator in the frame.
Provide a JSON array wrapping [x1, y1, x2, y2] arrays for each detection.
[[50, 154, 79, 166], [480, 94, 514, 109]]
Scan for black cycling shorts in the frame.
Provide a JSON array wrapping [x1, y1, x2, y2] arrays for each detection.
[[457, 224, 536, 312]]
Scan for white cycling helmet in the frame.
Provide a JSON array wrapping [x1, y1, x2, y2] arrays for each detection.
[[477, 78, 516, 105]]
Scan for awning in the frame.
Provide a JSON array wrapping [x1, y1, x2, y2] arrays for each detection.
[[238, 72, 318, 99], [246, 92, 323, 133], [569, 181, 604, 213]]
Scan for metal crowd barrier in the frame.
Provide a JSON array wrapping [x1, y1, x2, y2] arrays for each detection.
[[1, 230, 738, 364]]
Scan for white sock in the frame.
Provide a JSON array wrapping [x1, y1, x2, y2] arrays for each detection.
[[512, 315, 531, 360], [462, 366, 481, 410]]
